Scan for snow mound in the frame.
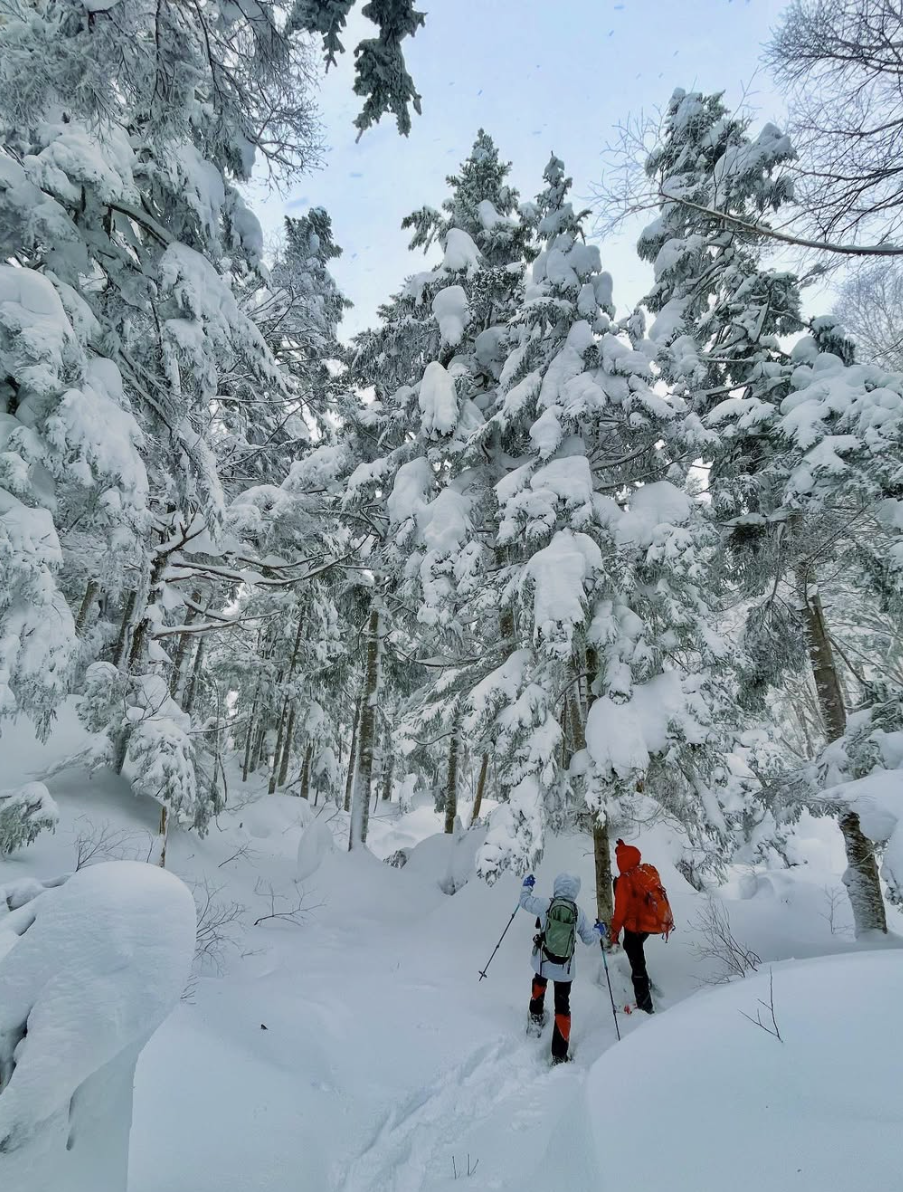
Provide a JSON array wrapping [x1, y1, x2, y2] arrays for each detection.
[[296, 818, 335, 882], [586, 952, 903, 1192], [0, 861, 195, 1191]]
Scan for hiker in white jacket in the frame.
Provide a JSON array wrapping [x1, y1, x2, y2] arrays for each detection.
[[519, 872, 602, 1063]]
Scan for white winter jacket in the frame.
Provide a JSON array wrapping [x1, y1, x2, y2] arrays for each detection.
[[519, 873, 598, 982]]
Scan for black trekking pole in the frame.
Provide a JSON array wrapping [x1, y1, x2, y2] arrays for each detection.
[[599, 934, 621, 1041], [478, 898, 521, 981]]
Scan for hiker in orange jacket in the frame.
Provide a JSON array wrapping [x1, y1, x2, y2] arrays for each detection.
[[609, 840, 672, 1014]]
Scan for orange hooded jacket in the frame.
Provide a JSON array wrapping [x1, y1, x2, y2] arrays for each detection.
[[610, 840, 662, 940]]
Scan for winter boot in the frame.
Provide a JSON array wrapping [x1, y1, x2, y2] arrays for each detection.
[[527, 1011, 547, 1038]]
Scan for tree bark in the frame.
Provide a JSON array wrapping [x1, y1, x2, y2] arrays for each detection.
[[797, 566, 887, 934], [471, 753, 490, 826], [242, 693, 259, 783], [278, 705, 297, 788], [273, 614, 306, 793], [112, 590, 137, 667], [182, 638, 206, 716], [127, 554, 167, 675], [444, 717, 461, 835], [75, 579, 100, 637], [158, 803, 169, 870], [299, 743, 314, 800], [593, 822, 614, 926], [344, 696, 362, 813], [349, 608, 380, 850], [268, 702, 289, 795], [170, 590, 201, 698], [381, 733, 395, 801]]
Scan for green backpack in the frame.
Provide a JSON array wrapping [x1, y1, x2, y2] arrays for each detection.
[[541, 897, 578, 965]]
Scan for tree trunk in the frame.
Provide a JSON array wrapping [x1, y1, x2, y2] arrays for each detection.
[[113, 590, 137, 667], [593, 822, 614, 926], [344, 696, 362, 813], [349, 609, 380, 850], [444, 717, 461, 835], [381, 736, 395, 801], [75, 579, 100, 637], [797, 566, 887, 935], [471, 753, 489, 826], [278, 705, 297, 788], [797, 568, 847, 741], [182, 638, 206, 716], [299, 743, 314, 800], [273, 614, 306, 792], [250, 720, 267, 775], [170, 590, 201, 698], [127, 554, 166, 674], [242, 694, 259, 783], [158, 803, 169, 870], [268, 702, 289, 795], [570, 664, 612, 925]]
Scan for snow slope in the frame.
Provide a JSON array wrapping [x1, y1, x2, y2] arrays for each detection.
[[2, 705, 902, 1191], [588, 951, 903, 1192]]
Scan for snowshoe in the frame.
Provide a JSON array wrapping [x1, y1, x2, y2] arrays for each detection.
[[526, 1011, 548, 1038]]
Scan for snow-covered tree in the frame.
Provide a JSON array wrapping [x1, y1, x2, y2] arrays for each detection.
[[463, 155, 740, 899], [636, 88, 903, 932]]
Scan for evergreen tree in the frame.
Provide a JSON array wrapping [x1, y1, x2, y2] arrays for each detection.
[[637, 88, 903, 932]]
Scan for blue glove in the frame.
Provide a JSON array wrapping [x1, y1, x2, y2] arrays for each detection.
[[522, 874, 536, 889], [594, 920, 608, 936]]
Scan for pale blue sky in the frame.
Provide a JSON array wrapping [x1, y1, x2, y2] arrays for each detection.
[[257, 0, 792, 338]]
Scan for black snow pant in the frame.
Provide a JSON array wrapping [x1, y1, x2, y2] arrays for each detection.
[[530, 975, 572, 1059], [623, 929, 653, 1013]]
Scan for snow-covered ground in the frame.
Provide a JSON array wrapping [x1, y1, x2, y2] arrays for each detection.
[[2, 705, 902, 1191]]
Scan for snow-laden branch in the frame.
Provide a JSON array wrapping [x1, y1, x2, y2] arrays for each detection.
[[669, 194, 903, 257]]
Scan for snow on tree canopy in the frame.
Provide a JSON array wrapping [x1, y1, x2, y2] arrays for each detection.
[[431, 285, 469, 347], [0, 266, 81, 396], [440, 228, 481, 275], [524, 529, 602, 656], [613, 481, 693, 548], [418, 361, 459, 438], [585, 670, 706, 781], [387, 456, 434, 526], [0, 862, 195, 1192]]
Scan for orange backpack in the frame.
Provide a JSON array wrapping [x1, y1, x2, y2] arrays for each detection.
[[626, 863, 675, 939]]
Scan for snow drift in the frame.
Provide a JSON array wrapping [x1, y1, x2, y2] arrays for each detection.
[[586, 951, 903, 1192], [0, 861, 195, 1192]]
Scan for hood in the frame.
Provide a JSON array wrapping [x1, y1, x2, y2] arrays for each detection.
[[616, 839, 642, 873], [553, 873, 581, 900]]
